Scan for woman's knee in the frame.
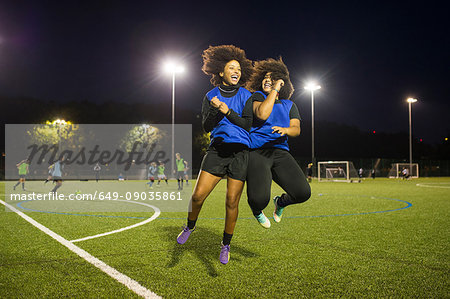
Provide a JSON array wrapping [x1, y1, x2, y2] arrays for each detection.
[[226, 193, 241, 210], [247, 194, 269, 212], [290, 185, 311, 203], [191, 190, 207, 205]]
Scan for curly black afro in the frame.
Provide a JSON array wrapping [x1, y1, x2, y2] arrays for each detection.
[[201, 45, 253, 87], [247, 57, 294, 100]]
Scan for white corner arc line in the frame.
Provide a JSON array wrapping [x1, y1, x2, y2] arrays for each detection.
[[70, 200, 161, 243], [1, 199, 161, 299]]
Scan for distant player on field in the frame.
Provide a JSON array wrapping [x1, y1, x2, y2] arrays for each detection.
[[94, 162, 101, 182], [157, 161, 168, 186], [44, 163, 54, 184], [50, 156, 65, 193], [402, 168, 410, 180], [183, 159, 190, 186], [306, 163, 313, 183], [13, 159, 30, 191], [175, 153, 188, 190], [147, 162, 157, 188]]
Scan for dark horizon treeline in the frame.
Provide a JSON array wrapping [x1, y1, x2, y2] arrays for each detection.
[[1, 96, 449, 168]]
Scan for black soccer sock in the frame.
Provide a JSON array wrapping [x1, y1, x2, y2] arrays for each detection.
[[14, 182, 20, 187], [187, 218, 197, 230], [22, 183, 25, 189], [222, 232, 233, 246], [51, 185, 61, 193], [277, 193, 294, 208], [165, 179, 168, 184], [44, 179, 49, 184], [252, 209, 262, 217], [177, 179, 181, 188]]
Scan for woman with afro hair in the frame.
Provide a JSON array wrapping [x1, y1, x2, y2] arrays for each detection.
[[246, 58, 311, 228], [176, 45, 253, 264]]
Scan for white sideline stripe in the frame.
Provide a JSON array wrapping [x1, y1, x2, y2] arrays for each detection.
[[70, 200, 161, 243], [416, 183, 450, 189], [0, 199, 161, 299]]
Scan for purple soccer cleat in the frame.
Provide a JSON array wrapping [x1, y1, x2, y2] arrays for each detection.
[[219, 242, 230, 264], [176, 225, 195, 244]]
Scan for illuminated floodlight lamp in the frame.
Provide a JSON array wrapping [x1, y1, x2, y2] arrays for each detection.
[[163, 61, 184, 74], [304, 83, 321, 91]]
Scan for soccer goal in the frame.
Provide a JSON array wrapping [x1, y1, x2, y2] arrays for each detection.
[[388, 163, 419, 178], [318, 161, 360, 182]]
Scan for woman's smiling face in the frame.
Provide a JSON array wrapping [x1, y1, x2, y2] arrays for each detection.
[[220, 60, 241, 86], [262, 72, 273, 93]]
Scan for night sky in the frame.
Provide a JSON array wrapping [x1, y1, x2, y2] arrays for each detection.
[[1, 1, 449, 143]]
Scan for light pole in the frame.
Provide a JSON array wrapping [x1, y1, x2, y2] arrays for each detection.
[[304, 83, 321, 176], [164, 61, 184, 178], [407, 97, 417, 173]]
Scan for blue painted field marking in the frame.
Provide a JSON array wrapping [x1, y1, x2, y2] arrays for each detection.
[[160, 194, 413, 220], [15, 194, 412, 221], [285, 197, 412, 219]]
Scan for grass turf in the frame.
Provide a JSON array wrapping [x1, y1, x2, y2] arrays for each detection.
[[1, 178, 449, 298]]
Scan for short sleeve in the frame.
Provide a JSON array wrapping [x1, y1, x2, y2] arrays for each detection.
[[249, 92, 266, 103], [289, 102, 301, 120]]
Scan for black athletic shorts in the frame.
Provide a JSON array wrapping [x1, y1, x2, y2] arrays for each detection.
[[19, 175, 26, 179], [53, 176, 62, 182], [200, 143, 249, 181], [177, 171, 185, 179]]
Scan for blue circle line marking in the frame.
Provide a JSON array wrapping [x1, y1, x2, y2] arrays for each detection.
[[15, 194, 412, 220]]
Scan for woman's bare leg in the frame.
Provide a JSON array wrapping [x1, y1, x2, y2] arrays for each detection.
[[188, 170, 222, 221], [224, 177, 244, 234]]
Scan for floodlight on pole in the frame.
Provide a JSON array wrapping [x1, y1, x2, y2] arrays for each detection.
[[407, 98, 418, 173], [163, 60, 184, 177], [304, 82, 321, 177], [52, 119, 68, 155], [52, 119, 67, 125]]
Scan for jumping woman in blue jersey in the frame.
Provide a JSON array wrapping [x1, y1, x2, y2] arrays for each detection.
[[177, 45, 253, 264], [246, 58, 311, 228]]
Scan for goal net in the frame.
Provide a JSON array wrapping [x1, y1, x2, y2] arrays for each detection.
[[318, 161, 360, 182], [388, 163, 419, 178]]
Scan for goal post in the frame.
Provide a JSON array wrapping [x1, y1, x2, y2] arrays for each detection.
[[318, 161, 360, 182], [388, 163, 419, 178]]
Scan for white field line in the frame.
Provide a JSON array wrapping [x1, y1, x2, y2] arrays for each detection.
[[0, 199, 161, 299], [70, 200, 161, 243], [416, 183, 450, 189]]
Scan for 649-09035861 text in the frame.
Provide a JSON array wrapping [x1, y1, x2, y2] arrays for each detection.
[[9, 191, 185, 201]]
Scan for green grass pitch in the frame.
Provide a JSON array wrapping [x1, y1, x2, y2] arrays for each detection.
[[1, 178, 449, 298]]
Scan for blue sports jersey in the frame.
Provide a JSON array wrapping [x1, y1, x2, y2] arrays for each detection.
[[148, 165, 157, 176], [52, 161, 63, 177], [250, 91, 294, 151], [206, 86, 251, 147]]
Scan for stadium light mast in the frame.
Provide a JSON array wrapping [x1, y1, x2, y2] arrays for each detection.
[[164, 61, 184, 177], [407, 97, 418, 173], [304, 83, 321, 176]]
